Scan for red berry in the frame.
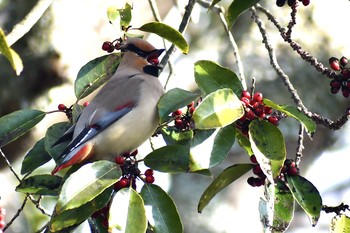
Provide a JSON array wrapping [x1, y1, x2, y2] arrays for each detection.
[[173, 109, 182, 116], [0, 220, 4, 229], [302, 0, 310, 6], [145, 175, 155, 183], [115, 156, 125, 165], [130, 149, 138, 157], [254, 178, 265, 187], [287, 166, 299, 176], [330, 80, 341, 89], [187, 101, 194, 108], [58, 104, 67, 111], [246, 109, 256, 120], [340, 56, 348, 67], [189, 107, 195, 114], [253, 92, 263, 102], [114, 178, 129, 190], [253, 165, 263, 176], [342, 87, 350, 98], [144, 169, 154, 177], [240, 97, 250, 106], [0, 215, 3, 222], [241, 90, 251, 99], [250, 155, 258, 164], [329, 57, 340, 71], [263, 106, 273, 115], [268, 116, 279, 125], [254, 106, 265, 118], [83, 101, 89, 107], [175, 119, 183, 127], [102, 41, 114, 53]]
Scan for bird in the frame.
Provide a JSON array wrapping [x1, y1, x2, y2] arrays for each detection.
[[51, 37, 165, 174]]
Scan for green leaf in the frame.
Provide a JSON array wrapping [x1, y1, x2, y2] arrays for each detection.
[[286, 174, 322, 226], [144, 145, 190, 173], [192, 88, 244, 129], [0, 109, 46, 148], [55, 161, 121, 214], [138, 22, 189, 54], [226, 0, 260, 29], [249, 120, 286, 183], [141, 184, 183, 233], [263, 99, 316, 136], [330, 214, 350, 233], [234, 128, 253, 156], [161, 127, 194, 146], [198, 163, 254, 213], [72, 103, 84, 124], [107, 3, 132, 28], [16, 174, 62, 196], [109, 188, 147, 233], [44, 122, 72, 162], [50, 187, 113, 232], [259, 182, 294, 232], [0, 28, 23, 75], [75, 53, 121, 100], [194, 60, 243, 96], [21, 138, 52, 175], [158, 88, 199, 123], [189, 126, 235, 172]]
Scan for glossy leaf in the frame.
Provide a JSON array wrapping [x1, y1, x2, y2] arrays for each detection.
[[50, 187, 113, 232], [194, 60, 243, 96], [158, 88, 199, 123], [263, 99, 316, 136], [161, 127, 193, 146], [192, 88, 244, 129], [0, 28, 23, 75], [0, 109, 46, 148], [286, 174, 322, 226], [260, 182, 294, 232], [21, 138, 52, 175], [75, 53, 121, 100], [144, 145, 190, 173], [190, 126, 235, 172], [226, 0, 260, 29], [44, 122, 72, 162], [235, 129, 253, 156], [141, 184, 183, 233], [138, 22, 189, 54], [109, 188, 147, 233], [198, 163, 254, 213], [55, 161, 121, 214], [249, 120, 286, 183], [16, 174, 62, 196], [330, 214, 350, 233]]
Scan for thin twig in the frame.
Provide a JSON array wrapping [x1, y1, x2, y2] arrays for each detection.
[[3, 195, 29, 231], [197, 0, 247, 89], [295, 124, 304, 167], [286, 2, 298, 39], [0, 149, 21, 182], [160, 0, 196, 68], [6, 0, 54, 46]]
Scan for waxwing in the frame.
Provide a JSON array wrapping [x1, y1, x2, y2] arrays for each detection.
[[51, 38, 165, 174]]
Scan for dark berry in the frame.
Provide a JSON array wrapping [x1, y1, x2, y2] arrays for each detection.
[[253, 92, 263, 103], [284, 159, 293, 167], [247, 177, 256, 187], [276, 0, 286, 7], [250, 155, 258, 164], [102, 41, 114, 53], [254, 178, 264, 187], [342, 87, 350, 98], [287, 0, 296, 7], [241, 90, 251, 99], [253, 165, 263, 176], [340, 56, 348, 67], [268, 116, 279, 125], [254, 106, 265, 118], [187, 101, 194, 108], [58, 104, 67, 111], [302, 0, 310, 6], [114, 178, 129, 190], [130, 149, 138, 157], [115, 156, 125, 165], [144, 169, 154, 177], [246, 110, 256, 120], [287, 166, 299, 176], [263, 106, 273, 115]]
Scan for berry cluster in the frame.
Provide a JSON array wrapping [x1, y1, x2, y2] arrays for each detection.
[[281, 159, 299, 176], [101, 38, 123, 53], [247, 155, 266, 187], [236, 90, 280, 136], [172, 100, 198, 131], [0, 207, 6, 233], [114, 150, 155, 191], [328, 56, 350, 98], [276, 0, 310, 7]]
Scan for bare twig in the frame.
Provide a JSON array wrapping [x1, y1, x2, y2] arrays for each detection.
[[160, 0, 196, 68], [197, 0, 247, 89], [3, 195, 29, 231], [0, 149, 21, 182], [6, 0, 54, 46], [286, 2, 298, 39]]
